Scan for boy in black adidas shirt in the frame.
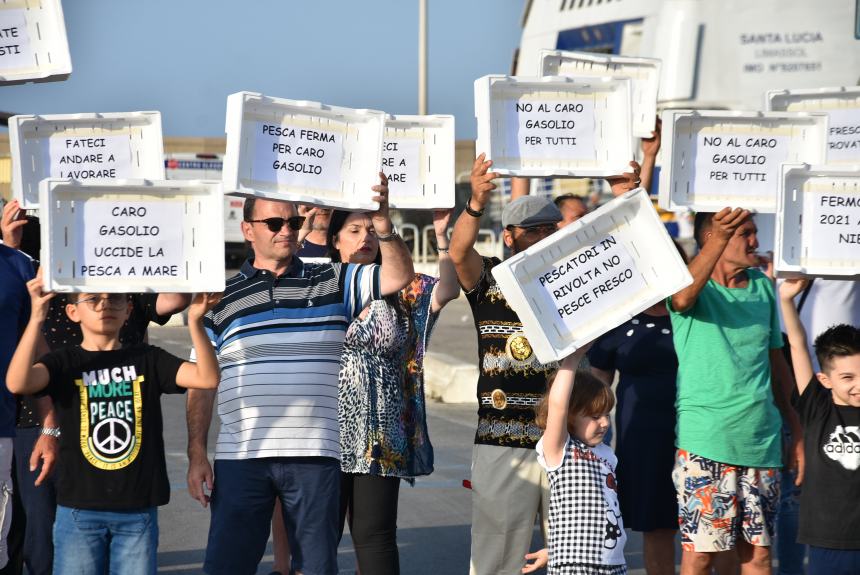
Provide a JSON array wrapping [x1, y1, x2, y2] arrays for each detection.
[[779, 279, 860, 575], [6, 273, 221, 575]]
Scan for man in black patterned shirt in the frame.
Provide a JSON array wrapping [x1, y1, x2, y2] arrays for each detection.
[[449, 155, 562, 575]]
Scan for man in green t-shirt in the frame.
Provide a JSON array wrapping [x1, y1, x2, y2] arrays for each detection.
[[668, 208, 802, 575]]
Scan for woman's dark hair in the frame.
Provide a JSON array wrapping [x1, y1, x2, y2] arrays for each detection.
[[326, 210, 407, 321], [535, 369, 615, 431]]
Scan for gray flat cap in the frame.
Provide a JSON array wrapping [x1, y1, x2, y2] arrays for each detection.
[[502, 196, 563, 228]]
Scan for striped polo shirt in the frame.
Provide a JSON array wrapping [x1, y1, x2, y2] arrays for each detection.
[[202, 257, 380, 461]]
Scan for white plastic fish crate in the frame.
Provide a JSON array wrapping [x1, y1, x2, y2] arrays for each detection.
[[474, 75, 634, 178], [0, 0, 71, 85], [766, 87, 860, 163], [9, 111, 165, 209], [383, 114, 455, 209], [774, 164, 860, 279], [539, 49, 660, 138], [223, 91, 385, 211], [658, 110, 828, 213], [491, 188, 692, 364], [39, 179, 226, 293]]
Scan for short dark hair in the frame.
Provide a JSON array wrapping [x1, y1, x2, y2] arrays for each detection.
[[535, 369, 615, 430], [553, 194, 587, 209], [814, 324, 860, 372], [242, 197, 257, 222], [693, 212, 715, 248]]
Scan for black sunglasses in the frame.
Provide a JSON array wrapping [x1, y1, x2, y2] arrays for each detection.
[[246, 216, 306, 232]]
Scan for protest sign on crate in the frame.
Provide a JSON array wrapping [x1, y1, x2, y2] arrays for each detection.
[[39, 179, 226, 293], [775, 164, 860, 278], [491, 188, 692, 364], [658, 110, 828, 213], [223, 91, 385, 211], [766, 87, 860, 163], [0, 0, 71, 85], [9, 111, 165, 209], [383, 114, 455, 209], [539, 50, 660, 138], [474, 75, 633, 178]]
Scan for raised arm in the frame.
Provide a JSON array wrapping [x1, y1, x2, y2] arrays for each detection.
[[371, 172, 414, 296], [176, 293, 222, 390], [511, 177, 530, 201], [640, 116, 661, 193], [7, 274, 53, 396], [1, 199, 27, 251], [430, 209, 460, 313], [778, 279, 814, 393], [542, 347, 590, 468], [156, 292, 192, 317], [605, 161, 642, 197], [449, 154, 499, 291], [670, 207, 750, 313]]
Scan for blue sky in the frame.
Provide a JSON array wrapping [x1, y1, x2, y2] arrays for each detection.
[[1, 1, 525, 140]]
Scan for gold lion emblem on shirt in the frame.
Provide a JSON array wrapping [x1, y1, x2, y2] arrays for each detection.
[[506, 333, 533, 362]]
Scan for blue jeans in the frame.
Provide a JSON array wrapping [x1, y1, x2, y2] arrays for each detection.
[[14, 427, 56, 575], [808, 546, 860, 575], [204, 457, 340, 575], [777, 434, 806, 575], [53, 505, 158, 575]]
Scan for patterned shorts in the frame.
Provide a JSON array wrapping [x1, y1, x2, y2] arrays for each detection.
[[550, 564, 626, 575], [672, 449, 780, 552]]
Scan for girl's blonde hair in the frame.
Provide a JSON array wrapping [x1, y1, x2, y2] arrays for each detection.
[[534, 369, 615, 430]]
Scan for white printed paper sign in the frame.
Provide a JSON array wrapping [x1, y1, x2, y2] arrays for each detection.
[[803, 189, 860, 262], [535, 235, 647, 332], [75, 201, 185, 280], [382, 138, 420, 197], [0, 9, 32, 71], [252, 121, 344, 191], [826, 108, 860, 163], [505, 98, 596, 160], [47, 135, 133, 180], [693, 133, 789, 197]]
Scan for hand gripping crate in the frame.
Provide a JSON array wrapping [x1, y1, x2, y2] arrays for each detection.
[[383, 114, 455, 209], [223, 91, 385, 211], [774, 164, 860, 279], [0, 0, 71, 85], [474, 74, 634, 178], [658, 110, 828, 213], [539, 49, 661, 138], [9, 111, 165, 209], [491, 188, 692, 364], [766, 86, 860, 164], [39, 179, 226, 293]]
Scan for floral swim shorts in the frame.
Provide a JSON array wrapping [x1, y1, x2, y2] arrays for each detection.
[[672, 449, 780, 552]]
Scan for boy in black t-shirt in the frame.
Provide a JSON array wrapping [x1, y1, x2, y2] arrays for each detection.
[[6, 273, 221, 575], [779, 279, 860, 575]]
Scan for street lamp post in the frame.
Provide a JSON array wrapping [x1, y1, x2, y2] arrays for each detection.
[[419, 0, 428, 115]]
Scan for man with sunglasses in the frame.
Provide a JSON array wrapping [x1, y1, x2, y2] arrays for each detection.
[[449, 154, 563, 575], [187, 174, 414, 575]]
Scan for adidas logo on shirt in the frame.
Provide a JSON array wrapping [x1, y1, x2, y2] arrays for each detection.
[[823, 425, 860, 470]]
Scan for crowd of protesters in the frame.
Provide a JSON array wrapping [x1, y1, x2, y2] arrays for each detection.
[[0, 115, 858, 575]]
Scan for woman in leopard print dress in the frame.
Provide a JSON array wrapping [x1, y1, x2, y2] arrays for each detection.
[[328, 208, 460, 574]]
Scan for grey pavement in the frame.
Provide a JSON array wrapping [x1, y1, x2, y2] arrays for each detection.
[[151, 320, 661, 574]]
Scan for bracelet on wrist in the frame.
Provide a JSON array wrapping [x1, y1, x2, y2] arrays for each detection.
[[464, 198, 484, 218], [40, 426, 61, 438], [376, 230, 400, 242]]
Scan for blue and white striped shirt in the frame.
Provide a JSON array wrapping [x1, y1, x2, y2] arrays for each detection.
[[202, 257, 380, 460]]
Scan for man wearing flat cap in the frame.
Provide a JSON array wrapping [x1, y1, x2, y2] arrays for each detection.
[[449, 154, 562, 575]]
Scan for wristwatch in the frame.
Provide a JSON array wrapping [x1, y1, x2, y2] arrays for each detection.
[[40, 427, 61, 438]]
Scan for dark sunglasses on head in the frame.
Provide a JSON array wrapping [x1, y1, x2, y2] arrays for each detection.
[[246, 216, 306, 232]]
